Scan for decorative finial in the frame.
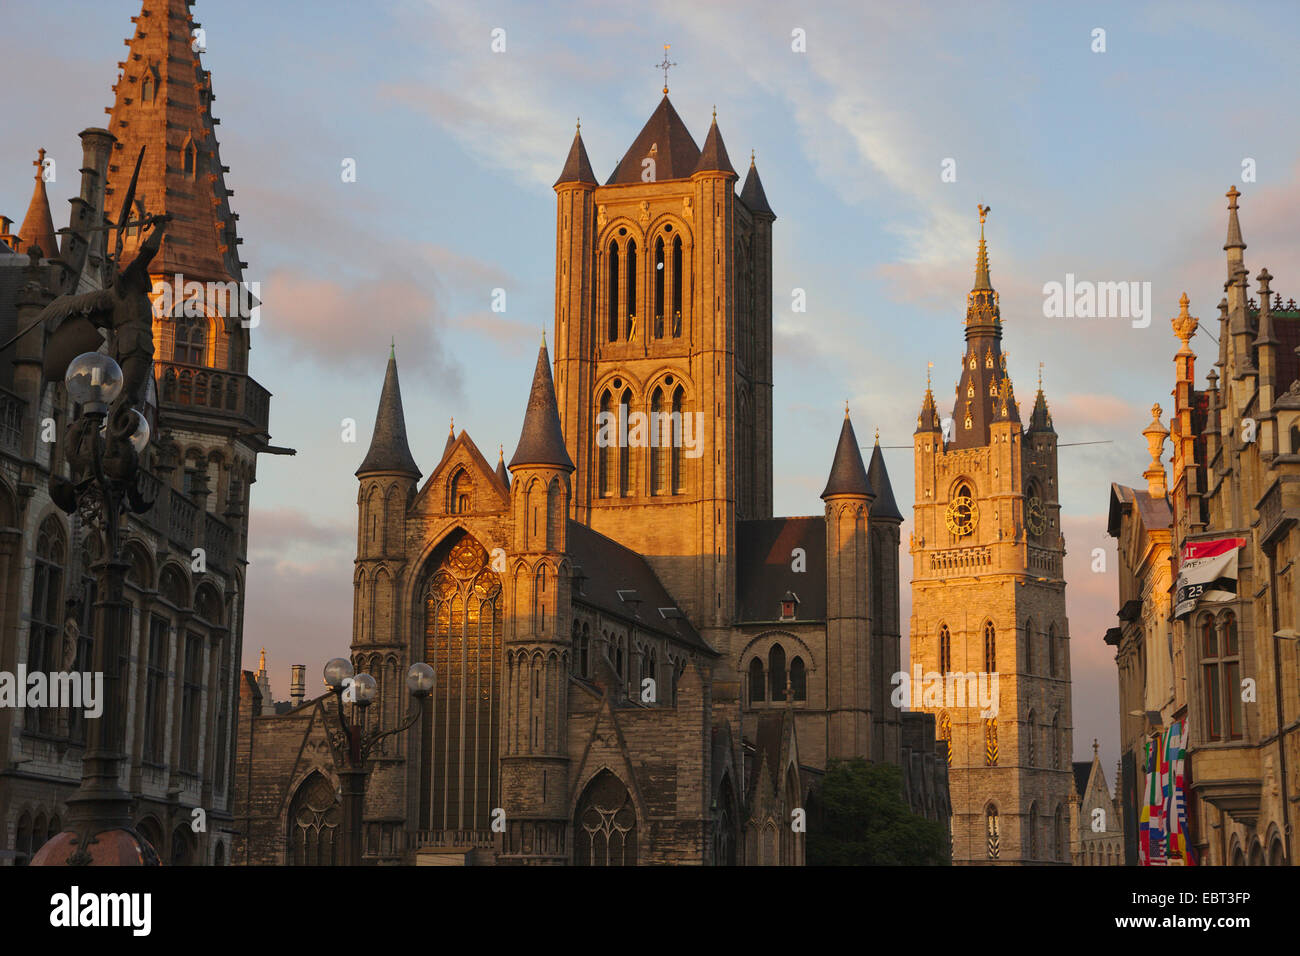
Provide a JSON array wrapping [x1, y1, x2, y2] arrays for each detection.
[[874, 427, 880, 444], [978, 202, 990, 230], [926, 361, 933, 388], [1093, 738, 1099, 757], [1226, 184, 1240, 209], [712, 104, 717, 121], [1171, 292, 1199, 348], [576, 116, 581, 132], [390, 336, 395, 359], [751, 149, 756, 166], [656, 44, 676, 95], [1037, 361, 1044, 391], [33, 147, 47, 182], [844, 400, 850, 419], [499, 443, 504, 462], [449, 417, 454, 436]]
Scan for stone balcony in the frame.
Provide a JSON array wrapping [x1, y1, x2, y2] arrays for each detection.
[[155, 359, 270, 434]]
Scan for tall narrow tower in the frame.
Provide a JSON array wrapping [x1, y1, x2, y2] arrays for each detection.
[[909, 207, 1073, 865], [549, 97, 774, 651]]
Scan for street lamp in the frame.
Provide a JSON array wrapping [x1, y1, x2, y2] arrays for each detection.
[[325, 658, 434, 865], [33, 352, 159, 865]]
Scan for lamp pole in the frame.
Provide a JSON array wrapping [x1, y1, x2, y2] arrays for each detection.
[[323, 658, 433, 865], [33, 352, 159, 865]]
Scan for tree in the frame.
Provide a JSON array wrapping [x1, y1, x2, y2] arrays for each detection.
[[807, 758, 949, 865]]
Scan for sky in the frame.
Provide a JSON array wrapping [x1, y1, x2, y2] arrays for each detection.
[[5, 0, 1299, 779]]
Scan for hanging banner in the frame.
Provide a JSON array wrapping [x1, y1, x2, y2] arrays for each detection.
[[1173, 537, 1246, 618]]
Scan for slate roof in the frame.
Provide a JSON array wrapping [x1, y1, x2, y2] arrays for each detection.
[[739, 159, 774, 217], [356, 352, 420, 477], [1073, 760, 1093, 799], [736, 517, 827, 623], [821, 413, 873, 499], [567, 520, 713, 653], [509, 343, 574, 471], [554, 127, 597, 187], [606, 96, 700, 185], [694, 117, 735, 176], [867, 442, 902, 521], [1107, 483, 1173, 538]]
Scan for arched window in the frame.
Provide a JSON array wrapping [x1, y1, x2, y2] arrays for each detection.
[[671, 236, 683, 336], [748, 656, 765, 703], [420, 534, 502, 832], [28, 517, 66, 735], [624, 239, 638, 340], [1054, 805, 1065, 862], [1051, 713, 1061, 769], [789, 656, 806, 701], [939, 624, 951, 673], [1027, 710, 1036, 767], [986, 805, 1000, 859], [1028, 803, 1038, 859], [653, 237, 665, 338], [983, 621, 996, 673], [671, 386, 685, 494], [607, 241, 620, 342], [598, 390, 612, 497], [1025, 618, 1035, 674], [618, 388, 632, 497], [769, 644, 787, 701], [579, 622, 590, 678], [574, 770, 637, 866], [14, 813, 31, 866], [650, 387, 667, 495], [174, 316, 205, 365], [1291, 424, 1300, 455], [289, 772, 340, 866], [450, 469, 470, 514], [1048, 623, 1058, 677]]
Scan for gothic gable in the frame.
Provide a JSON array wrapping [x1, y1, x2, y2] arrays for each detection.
[[412, 430, 507, 516]]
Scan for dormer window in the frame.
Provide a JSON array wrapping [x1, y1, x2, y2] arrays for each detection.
[[779, 590, 799, 622]]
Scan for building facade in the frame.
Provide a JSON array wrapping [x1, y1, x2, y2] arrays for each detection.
[[1105, 187, 1298, 866], [234, 94, 949, 865], [0, 0, 274, 865], [910, 211, 1074, 865], [1069, 742, 1123, 866]]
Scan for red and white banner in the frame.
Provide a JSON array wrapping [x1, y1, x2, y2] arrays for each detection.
[[1173, 537, 1246, 618]]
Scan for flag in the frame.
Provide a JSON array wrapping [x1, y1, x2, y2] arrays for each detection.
[[1165, 720, 1196, 865]]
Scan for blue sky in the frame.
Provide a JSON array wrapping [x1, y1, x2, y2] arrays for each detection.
[[6, 0, 1299, 776]]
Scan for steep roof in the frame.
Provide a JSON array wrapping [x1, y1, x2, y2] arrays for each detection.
[[606, 96, 700, 185], [736, 517, 827, 622], [867, 440, 903, 520], [694, 115, 735, 176], [508, 342, 574, 471], [17, 150, 59, 260], [106, 0, 244, 282], [821, 412, 873, 499], [554, 126, 597, 187], [495, 445, 510, 490], [356, 350, 420, 477], [739, 157, 774, 217], [1072, 761, 1092, 800], [567, 521, 712, 652]]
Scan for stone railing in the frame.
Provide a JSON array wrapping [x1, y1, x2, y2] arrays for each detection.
[[154, 360, 270, 432], [930, 546, 992, 572], [131, 471, 237, 573], [1258, 476, 1300, 546], [408, 829, 497, 851], [1027, 545, 1063, 577]]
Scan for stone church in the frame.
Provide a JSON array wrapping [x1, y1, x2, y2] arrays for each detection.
[[908, 212, 1074, 864], [233, 94, 949, 865]]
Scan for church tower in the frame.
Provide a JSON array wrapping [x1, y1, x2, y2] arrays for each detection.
[[910, 207, 1073, 865], [550, 93, 775, 645]]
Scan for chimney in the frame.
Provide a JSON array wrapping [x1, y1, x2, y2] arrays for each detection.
[[290, 664, 305, 707]]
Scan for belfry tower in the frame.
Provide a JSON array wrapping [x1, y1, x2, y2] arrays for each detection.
[[909, 207, 1073, 865]]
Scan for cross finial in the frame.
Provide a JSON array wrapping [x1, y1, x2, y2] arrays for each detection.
[[874, 426, 880, 444], [751, 149, 756, 166], [1226, 184, 1240, 208], [927, 360, 933, 388], [657, 44, 676, 95], [1093, 738, 1099, 757], [1037, 361, 1044, 390], [33, 147, 47, 181], [844, 399, 850, 419], [390, 336, 395, 359], [576, 116, 581, 132], [448, 417, 454, 437]]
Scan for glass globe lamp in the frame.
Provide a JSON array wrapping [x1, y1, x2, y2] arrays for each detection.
[[66, 352, 123, 411], [352, 672, 378, 707], [323, 657, 354, 689], [406, 662, 435, 697]]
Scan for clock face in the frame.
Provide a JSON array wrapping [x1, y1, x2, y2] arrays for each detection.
[[1026, 496, 1046, 536], [946, 495, 978, 537]]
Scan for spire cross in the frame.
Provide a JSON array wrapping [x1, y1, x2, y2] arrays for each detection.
[[656, 44, 676, 95], [1038, 361, 1044, 390], [33, 147, 47, 181]]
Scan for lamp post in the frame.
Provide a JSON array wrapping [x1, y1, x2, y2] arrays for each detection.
[[323, 657, 433, 865], [33, 352, 158, 865]]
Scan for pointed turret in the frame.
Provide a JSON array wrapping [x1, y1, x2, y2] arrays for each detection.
[[740, 153, 774, 217], [867, 434, 902, 521], [1027, 368, 1051, 432], [17, 148, 60, 260], [952, 205, 1007, 448], [606, 96, 700, 185], [821, 409, 873, 499], [495, 444, 510, 490], [554, 122, 597, 187], [510, 342, 575, 472], [916, 368, 941, 434], [107, 0, 244, 281], [694, 110, 736, 177], [356, 350, 420, 477]]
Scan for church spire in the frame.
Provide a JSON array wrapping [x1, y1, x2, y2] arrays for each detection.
[[356, 350, 420, 478], [107, 0, 244, 280], [740, 152, 774, 217], [694, 112, 735, 176], [509, 342, 574, 472], [17, 148, 60, 260], [554, 120, 597, 187], [916, 363, 941, 434], [973, 203, 992, 292], [821, 409, 873, 500], [867, 441, 902, 521]]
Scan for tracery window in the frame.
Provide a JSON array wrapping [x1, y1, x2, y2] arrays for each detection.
[[419, 534, 502, 833], [983, 621, 996, 673], [289, 772, 340, 866], [174, 315, 205, 366], [986, 805, 1000, 859], [574, 770, 637, 866], [939, 624, 951, 673], [26, 517, 65, 736]]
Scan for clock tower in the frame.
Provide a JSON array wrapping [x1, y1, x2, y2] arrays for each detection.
[[909, 208, 1073, 865]]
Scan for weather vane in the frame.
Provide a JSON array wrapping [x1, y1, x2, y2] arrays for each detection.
[[657, 44, 676, 95]]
